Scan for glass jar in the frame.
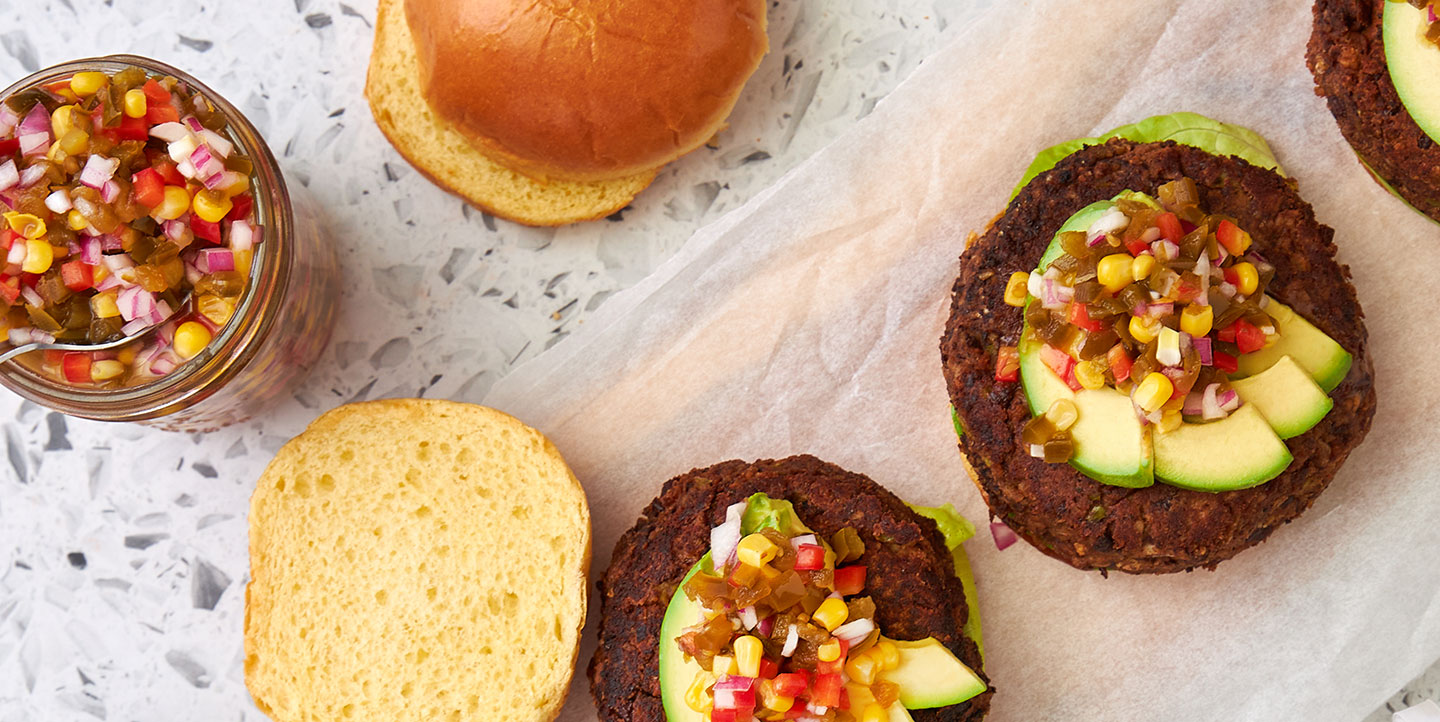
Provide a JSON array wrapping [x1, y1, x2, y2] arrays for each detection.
[[0, 55, 338, 431]]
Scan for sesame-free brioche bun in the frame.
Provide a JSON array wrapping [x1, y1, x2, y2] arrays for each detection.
[[366, 0, 767, 226]]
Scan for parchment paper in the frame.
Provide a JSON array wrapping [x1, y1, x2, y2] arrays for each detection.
[[484, 2, 1440, 720]]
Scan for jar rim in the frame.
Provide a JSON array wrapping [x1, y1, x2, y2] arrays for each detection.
[[0, 54, 294, 422]]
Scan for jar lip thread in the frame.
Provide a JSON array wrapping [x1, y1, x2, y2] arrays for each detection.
[[0, 54, 296, 422]]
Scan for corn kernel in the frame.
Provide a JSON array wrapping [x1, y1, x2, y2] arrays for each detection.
[[734, 635, 763, 678], [59, 128, 89, 155], [1232, 262, 1259, 296], [712, 655, 738, 676], [123, 88, 148, 118], [90, 360, 125, 382], [117, 345, 138, 365], [813, 598, 849, 632], [1003, 271, 1030, 307], [1073, 359, 1106, 390], [51, 105, 77, 137], [1128, 315, 1160, 345], [191, 189, 233, 224], [845, 652, 880, 686], [737, 533, 779, 568], [90, 292, 120, 319], [1097, 253, 1133, 294], [1179, 304, 1213, 338], [153, 185, 192, 221], [1045, 398, 1078, 431], [69, 72, 108, 97], [758, 680, 794, 713], [862, 704, 888, 722], [1130, 253, 1156, 282], [1134, 372, 1174, 413], [873, 640, 900, 671], [21, 240, 53, 274], [173, 321, 213, 359], [685, 670, 715, 713], [223, 172, 251, 197], [4, 212, 46, 239], [1156, 327, 1181, 367], [817, 638, 843, 662], [1159, 410, 1183, 433], [67, 210, 89, 231]]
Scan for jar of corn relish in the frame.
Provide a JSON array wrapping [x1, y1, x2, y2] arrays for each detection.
[[0, 56, 338, 431]]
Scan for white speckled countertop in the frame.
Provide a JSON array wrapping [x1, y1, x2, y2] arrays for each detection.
[[0, 1, 1432, 720]]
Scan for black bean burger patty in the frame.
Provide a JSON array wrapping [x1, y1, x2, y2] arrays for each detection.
[[590, 454, 991, 722], [1308, 0, 1440, 222], [940, 139, 1376, 575]]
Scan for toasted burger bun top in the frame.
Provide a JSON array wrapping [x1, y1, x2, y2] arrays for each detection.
[[404, 0, 768, 182]]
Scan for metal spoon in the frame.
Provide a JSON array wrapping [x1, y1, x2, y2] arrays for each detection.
[[0, 297, 193, 366]]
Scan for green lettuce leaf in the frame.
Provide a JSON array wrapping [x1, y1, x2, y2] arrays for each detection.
[[1010, 112, 1285, 201], [909, 503, 984, 658]]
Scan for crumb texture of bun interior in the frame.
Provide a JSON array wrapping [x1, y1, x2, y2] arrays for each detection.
[[404, 0, 768, 182], [366, 0, 654, 226], [244, 399, 591, 722]]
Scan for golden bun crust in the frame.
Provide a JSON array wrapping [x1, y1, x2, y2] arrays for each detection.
[[404, 0, 768, 182]]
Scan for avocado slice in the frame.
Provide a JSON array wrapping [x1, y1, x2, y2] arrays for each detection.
[[1153, 404, 1293, 492], [1235, 299, 1353, 392], [658, 496, 986, 715], [1230, 355, 1333, 439], [1018, 198, 1155, 488], [881, 638, 989, 709], [1385, 0, 1440, 145]]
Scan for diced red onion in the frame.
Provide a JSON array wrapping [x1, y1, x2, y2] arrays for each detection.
[[164, 220, 188, 241], [1162, 366, 1187, 384], [7, 327, 33, 345], [120, 317, 150, 336], [1193, 336, 1213, 365], [202, 168, 230, 190], [6, 241, 26, 266], [153, 300, 174, 324], [176, 158, 198, 179], [781, 625, 799, 657], [710, 501, 747, 572], [1182, 392, 1205, 416], [66, 241, 81, 256], [1146, 408, 1164, 425], [44, 188, 71, 213], [229, 220, 255, 251], [0, 160, 17, 193], [102, 253, 134, 272], [168, 136, 199, 167], [17, 134, 47, 158], [990, 521, 1018, 550], [833, 618, 876, 645], [0, 106, 18, 136], [1146, 302, 1174, 318], [117, 285, 158, 322], [198, 128, 233, 158], [183, 258, 202, 285], [1430, 3, 1438, 22], [1219, 389, 1241, 412], [18, 163, 46, 188], [99, 234, 123, 252], [194, 248, 235, 273], [1152, 239, 1180, 260], [183, 116, 205, 133], [787, 534, 817, 552], [1219, 282, 1237, 299], [1131, 302, 1148, 317], [17, 104, 48, 137], [149, 354, 178, 376], [95, 274, 123, 292], [1140, 226, 1161, 243], [189, 145, 224, 182], [1086, 207, 1129, 246], [1055, 284, 1075, 302], [756, 615, 774, 638], [149, 122, 192, 143], [79, 154, 120, 189], [0, 191, 13, 209], [20, 286, 43, 308], [99, 179, 120, 204], [1201, 383, 1226, 420], [739, 606, 758, 630]]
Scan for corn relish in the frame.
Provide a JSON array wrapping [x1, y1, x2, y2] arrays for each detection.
[[1005, 177, 1281, 463], [0, 65, 258, 387], [1400, 0, 1440, 46], [675, 519, 903, 721]]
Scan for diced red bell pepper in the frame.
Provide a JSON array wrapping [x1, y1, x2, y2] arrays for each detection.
[[146, 102, 179, 126], [710, 710, 742, 722], [772, 673, 808, 699], [1214, 350, 1239, 374], [1157, 212, 1183, 243], [994, 345, 1019, 383], [810, 674, 843, 708], [59, 259, 93, 292], [1235, 320, 1266, 354], [1223, 267, 1240, 287], [1067, 302, 1103, 333], [838, 686, 851, 711], [1, 229, 19, 250], [758, 657, 780, 680], [226, 192, 254, 223], [1108, 344, 1133, 383], [191, 216, 222, 245], [0, 137, 19, 157], [833, 565, 866, 596], [1040, 344, 1075, 384], [131, 168, 166, 209], [43, 349, 65, 366], [0, 276, 19, 305], [62, 353, 92, 383], [1125, 238, 1151, 256], [1179, 219, 1198, 234], [1216, 220, 1247, 255], [793, 544, 826, 571], [114, 114, 149, 142], [146, 150, 187, 186], [1064, 365, 1082, 391], [1216, 323, 1238, 343], [142, 78, 172, 105]]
